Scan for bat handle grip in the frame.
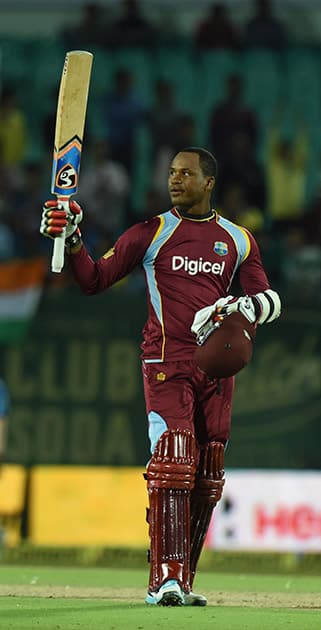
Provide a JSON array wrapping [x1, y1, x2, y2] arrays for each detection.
[[51, 198, 69, 273]]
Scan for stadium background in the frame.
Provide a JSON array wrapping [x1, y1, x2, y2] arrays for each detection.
[[0, 0, 320, 564]]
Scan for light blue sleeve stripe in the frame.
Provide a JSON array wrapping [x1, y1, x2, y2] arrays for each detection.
[[217, 216, 249, 268], [142, 211, 180, 324], [148, 411, 168, 454]]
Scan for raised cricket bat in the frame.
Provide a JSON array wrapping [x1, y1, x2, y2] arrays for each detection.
[[50, 50, 93, 273]]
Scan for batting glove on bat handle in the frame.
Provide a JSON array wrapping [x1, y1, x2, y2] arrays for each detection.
[[40, 199, 83, 240]]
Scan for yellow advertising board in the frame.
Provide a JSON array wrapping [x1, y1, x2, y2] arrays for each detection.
[[0, 465, 27, 546], [29, 466, 149, 546]]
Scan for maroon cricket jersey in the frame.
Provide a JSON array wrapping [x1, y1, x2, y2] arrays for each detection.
[[68, 208, 270, 362]]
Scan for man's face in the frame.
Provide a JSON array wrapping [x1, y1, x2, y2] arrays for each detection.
[[168, 152, 213, 208]]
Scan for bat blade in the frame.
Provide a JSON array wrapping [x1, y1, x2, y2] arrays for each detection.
[[50, 50, 93, 273]]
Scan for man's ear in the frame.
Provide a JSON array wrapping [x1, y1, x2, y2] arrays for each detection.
[[207, 176, 215, 191]]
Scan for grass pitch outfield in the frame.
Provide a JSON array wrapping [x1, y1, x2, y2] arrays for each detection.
[[0, 566, 320, 630]]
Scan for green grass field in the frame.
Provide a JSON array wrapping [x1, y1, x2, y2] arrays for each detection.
[[0, 565, 320, 630]]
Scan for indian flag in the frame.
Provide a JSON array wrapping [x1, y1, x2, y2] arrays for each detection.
[[0, 257, 47, 343]]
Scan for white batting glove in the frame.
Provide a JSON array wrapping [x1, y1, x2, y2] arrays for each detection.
[[192, 289, 281, 339], [218, 291, 281, 325], [217, 296, 257, 324], [191, 296, 234, 336], [40, 199, 83, 240]]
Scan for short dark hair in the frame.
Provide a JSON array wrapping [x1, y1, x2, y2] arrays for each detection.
[[179, 146, 217, 178]]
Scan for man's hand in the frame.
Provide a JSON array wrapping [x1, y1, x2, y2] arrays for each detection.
[[191, 304, 220, 337], [191, 295, 256, 339], [215, 291, 281, 325], [40, 199, 83, 240], [191, 289, 281, 339], [216, 296, 257, 324]]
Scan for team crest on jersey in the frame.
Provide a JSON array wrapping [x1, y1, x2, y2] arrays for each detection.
[[214, 241, 228, 256]]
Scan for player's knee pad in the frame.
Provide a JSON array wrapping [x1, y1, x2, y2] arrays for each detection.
[[190, 441, 225, 586], [194, 441, 225, 504], [146, 429, 197, 593], [146, 428, 196, 491]]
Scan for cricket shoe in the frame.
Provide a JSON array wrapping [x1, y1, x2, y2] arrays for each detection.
[[184, 590, 207, 606], [145, 579, 185, 606]]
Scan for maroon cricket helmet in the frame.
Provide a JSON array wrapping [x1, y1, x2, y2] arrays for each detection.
[[194, 311, 256, 378]]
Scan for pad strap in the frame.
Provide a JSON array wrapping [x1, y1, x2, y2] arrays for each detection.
[[146, 429, 196, 593], [190, 442, 225, 586]]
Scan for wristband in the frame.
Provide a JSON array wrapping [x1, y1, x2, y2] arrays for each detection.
[[65, 229, 82, 253]]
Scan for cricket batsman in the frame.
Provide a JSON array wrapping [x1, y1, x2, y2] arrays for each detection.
[[40, 146, 281, 606]]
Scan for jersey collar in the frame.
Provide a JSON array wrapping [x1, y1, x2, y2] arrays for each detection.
[[172, 207, 216, 222]]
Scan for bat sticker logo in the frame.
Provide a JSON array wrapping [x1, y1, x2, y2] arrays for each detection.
[[56, 164, 77, 189]]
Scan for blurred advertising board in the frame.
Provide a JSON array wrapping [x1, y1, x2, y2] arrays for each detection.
[[207, 470, 321, 552], [29, 466, 149, 546], [0, 465, 27, 546], [29, 466, 321, 551]]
